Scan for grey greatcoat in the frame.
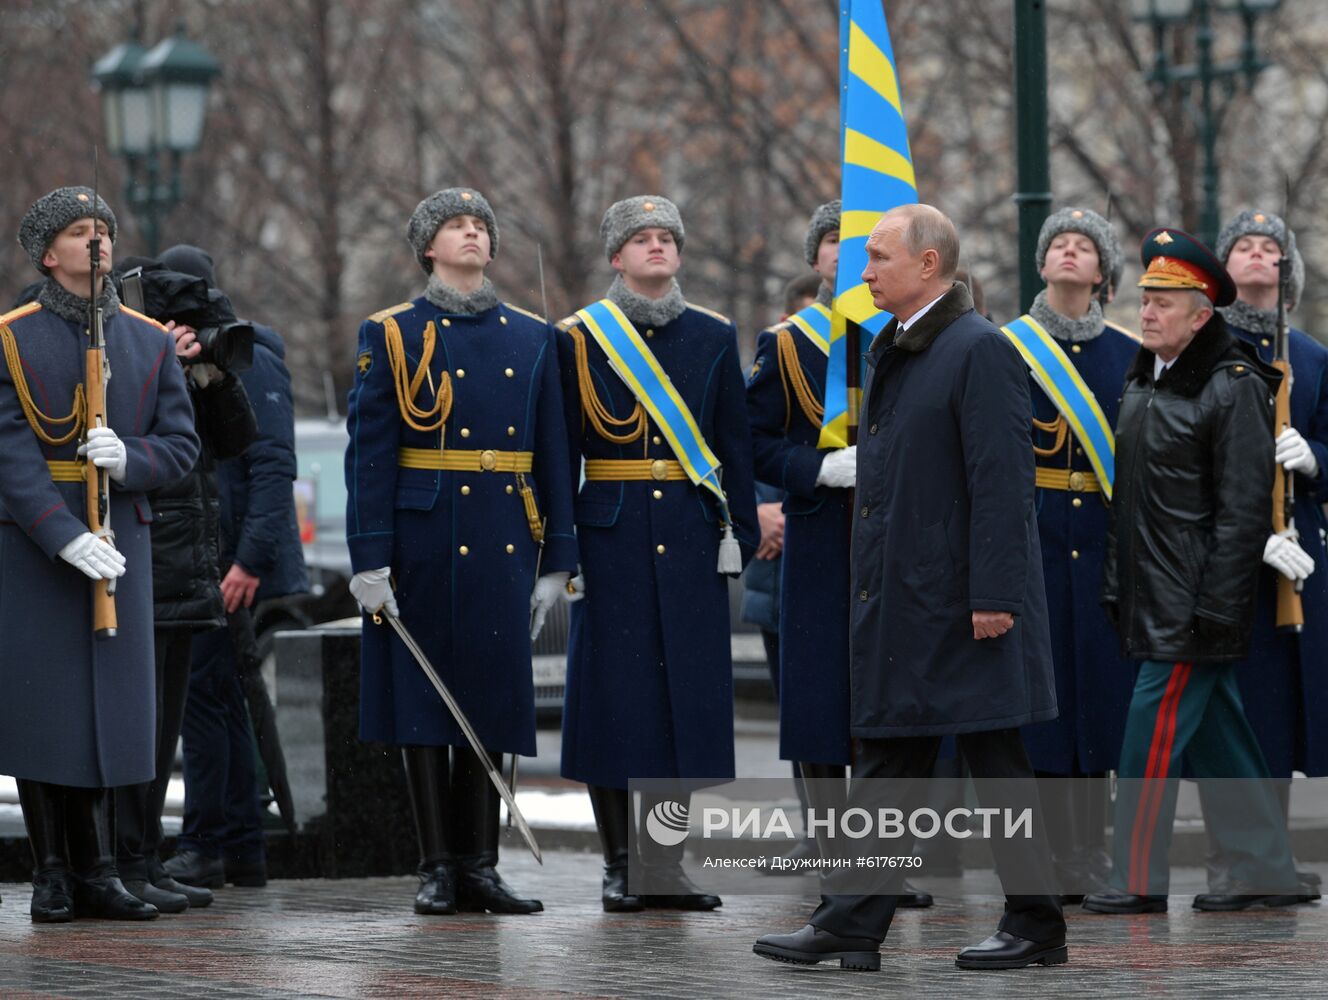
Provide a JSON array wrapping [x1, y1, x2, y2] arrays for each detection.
[[850, 282, 1057, 737], [0, 298, 199, 787]]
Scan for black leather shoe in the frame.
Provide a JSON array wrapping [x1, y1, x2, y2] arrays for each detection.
[[955, 931, 1068, 970], [163, 849, 225, 889], [753, 923, 881, 971], [457, 862, 543, 914], [73, 875, 160, 920], [122, 878, 189, 914], [1193, 889, 1319, 911], [638, 863, 721, 911], [1082, 892, 1167, 914], [414, 862, 457, 915], [30, 868, 74, 923], [150, 870, 214, 908], [602, 860, 643, 913], [896, 880, 933, 908], [224, 856, 267, 888]]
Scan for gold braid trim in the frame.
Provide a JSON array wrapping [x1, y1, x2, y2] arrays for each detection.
[[0, 322, 85, 445], [1031, 414, 1069, 458], [777, 328, 824, 430], [567, 324, 647, 444], [384, 317, 452, 432]]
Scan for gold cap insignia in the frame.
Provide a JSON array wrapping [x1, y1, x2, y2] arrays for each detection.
[[1254, 213, 1266, 223], [460, 191, 473, 200], [77, 193, 90, 203], [643, 201, 656, 212], [1071, 210, 1084, 219], [1154, 231, 1174, 246]]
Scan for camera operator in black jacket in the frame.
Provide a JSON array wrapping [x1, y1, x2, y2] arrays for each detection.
[[112, 248, 258, 913]]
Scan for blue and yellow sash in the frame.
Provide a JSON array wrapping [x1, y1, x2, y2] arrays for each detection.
[[574, 299, 731, 517], [786, 302, 881, 448], [999, 314, 1115, 500], [787, 303, 833, 357]]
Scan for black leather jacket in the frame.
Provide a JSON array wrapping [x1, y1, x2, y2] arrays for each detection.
[[1102, 318, 1280, 662]]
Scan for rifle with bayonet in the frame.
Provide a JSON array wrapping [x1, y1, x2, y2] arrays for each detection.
[[1271, 194, 1304, 632], [85, 153, 118, 638]]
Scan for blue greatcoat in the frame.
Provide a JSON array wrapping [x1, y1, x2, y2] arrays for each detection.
[[0, 300, 199, 787], [1018, 322, 1140, 774], [345, 297, 577, 757], [746, 323, 853, 765], [556, 303, 759, 789], [1225, 321, 1328, 777]]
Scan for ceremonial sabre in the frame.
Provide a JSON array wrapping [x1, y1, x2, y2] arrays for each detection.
[[376, 610, 543, 863]]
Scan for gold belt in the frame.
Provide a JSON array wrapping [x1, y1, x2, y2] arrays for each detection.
[[584, 458, 688, 482], [47, 459, 85, 482], [398, 447, 533, 472], [1035, 467, 1101, 493]]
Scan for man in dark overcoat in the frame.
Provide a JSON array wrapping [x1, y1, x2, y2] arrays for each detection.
[[345, 188, 577, 915], [0, 187, 199, 921], [755, 204, 1066, 972], [556, 195, 758, 912]]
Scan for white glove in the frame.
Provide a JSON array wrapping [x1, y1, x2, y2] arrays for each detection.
[[565, 573, 586, 603], [1276, 428, 1319, 477], [1263, 531, 1316, 583], [58, 532, 126, 581], [530, 571, 571, 641], [350, 566, 399, 617], [77, 426, 128, 483], [188, 363, 225, 389], [815, 446, 857, 489]]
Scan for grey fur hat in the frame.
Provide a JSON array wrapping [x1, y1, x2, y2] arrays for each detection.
[[1035, 207, 1121, 293], [406, 187, 498, 274], [1216, 209, 1305, 308], [804, 200, 842, 266], [601, 195, 684, 261], [18, 186, 118, 275]]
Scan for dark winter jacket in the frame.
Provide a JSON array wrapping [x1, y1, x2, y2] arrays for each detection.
[[150, 372, 257, 629], [1102, 317, 1280, 662], [215, 323, 308, 602]]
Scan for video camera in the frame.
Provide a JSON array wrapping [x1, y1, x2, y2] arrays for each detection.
[[113, 257, 255, 372]]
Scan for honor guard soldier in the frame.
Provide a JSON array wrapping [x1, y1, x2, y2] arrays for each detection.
[[555, 196, 758, 912], [1201, 209, 1328, 894], [345, 188, 577, 916], [1000, 208, 1138, 898], [0, 188, 199, 922], [1084, 228, 1315, 914], [746, 201, 931, 906]]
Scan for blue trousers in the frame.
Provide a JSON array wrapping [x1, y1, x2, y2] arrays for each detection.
[[178, 625, 265, 861]]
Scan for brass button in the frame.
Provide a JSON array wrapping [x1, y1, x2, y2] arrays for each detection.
[[456, 368, 465, 378], [442, 318, 451, 327], [645, 329, 655, 338], [1072, 497, 1083, 508], [652, 435, 662, 446], [1262, 338, 1271, 347], [507, 426, 516, 436], [505, 485, 514, 494], [459, 545, 469, 555], [870, 423, 878, 434], [500, 316, 508, 325], [650, 459, 669, 481], [656, 544, 666, 554], [505, 367, 514, 377], [859, 590, 869, 602], [479, 449, 498, 471], [652, 489, 663, 499], [1075, 446, 1083, 456], [460, 485, 470, 496], [861, 505, 870, 518], [1071, 344, 1082, 354], [460, 428, 471, 439], [1068, 471, 1087, 492], [1071, 549, 1080, 560], [505, 544, 515, 554]]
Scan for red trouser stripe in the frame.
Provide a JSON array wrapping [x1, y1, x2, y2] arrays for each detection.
[[1128, 661, 1193, 895]]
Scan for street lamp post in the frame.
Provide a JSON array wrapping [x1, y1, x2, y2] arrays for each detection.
[[91, 26, 220, 256], [1130, 0, 1281, 248]]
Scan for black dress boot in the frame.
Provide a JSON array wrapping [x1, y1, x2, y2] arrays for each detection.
[[17, 780, 73, 923], [453, 748, 542, 914], [148, 856, 214, 908], [589, 785, 642, 912], [637, 792, 721, 910], [402, 745, 456, 915], [65, 786, 158, 920]]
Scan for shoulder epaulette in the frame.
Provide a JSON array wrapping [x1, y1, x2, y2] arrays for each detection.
[[503, 302, 546, 324], [686, 302, 732, 325], [555, 314, 582, 332], [119, 304, 168, 332], [368, 301, 413, 324], [0, 301, 42, 326], [1104, 319, 1141, 342], [765, 319, 793, 335]]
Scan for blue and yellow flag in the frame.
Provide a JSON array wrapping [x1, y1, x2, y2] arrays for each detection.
[[820, 0, 917, 448]]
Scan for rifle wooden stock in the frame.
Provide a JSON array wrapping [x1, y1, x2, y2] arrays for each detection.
[[84, 345, 117, 638], [1271, 357, 1304, 631]]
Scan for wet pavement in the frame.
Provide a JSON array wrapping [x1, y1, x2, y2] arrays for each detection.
[[1, 854, 1324, 998]]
